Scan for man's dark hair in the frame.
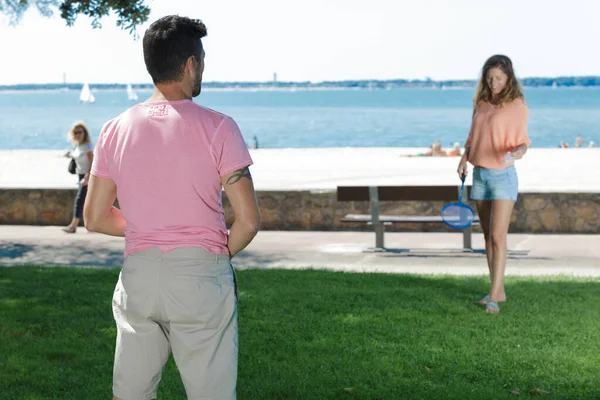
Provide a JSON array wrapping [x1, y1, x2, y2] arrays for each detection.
[[143, 15, 207, 84]]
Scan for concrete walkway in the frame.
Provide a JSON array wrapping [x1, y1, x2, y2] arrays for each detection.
[[1, 226, 598, 276]]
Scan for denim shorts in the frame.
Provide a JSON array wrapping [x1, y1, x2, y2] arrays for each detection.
[[470, 164, 519, 201]]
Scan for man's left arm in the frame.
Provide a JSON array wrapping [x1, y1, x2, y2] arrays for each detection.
[[83, 174, 126, 237]]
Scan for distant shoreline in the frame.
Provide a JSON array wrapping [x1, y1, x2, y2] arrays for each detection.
[[1, 85, 600, 94], [1, 76, 599, 92]]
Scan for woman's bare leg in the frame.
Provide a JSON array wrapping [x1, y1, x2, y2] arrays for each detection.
[[486, 199, 515, 312], [475, 200, 492, 304]]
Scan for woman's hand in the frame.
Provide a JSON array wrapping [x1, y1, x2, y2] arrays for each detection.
[[457, 159, 468, 180], [510, 145, 526, 160], [80, 177, 88, 187]]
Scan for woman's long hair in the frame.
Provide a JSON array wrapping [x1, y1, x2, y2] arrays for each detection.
[[68, 121, 92, 145], [473, 54, 524, 106]]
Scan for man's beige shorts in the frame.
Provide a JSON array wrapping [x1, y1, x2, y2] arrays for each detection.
[[112, 247, 238, 400]]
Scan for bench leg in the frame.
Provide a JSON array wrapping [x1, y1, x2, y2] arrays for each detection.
[[374, 223, 385, 250], [463, 225, 473, 251]]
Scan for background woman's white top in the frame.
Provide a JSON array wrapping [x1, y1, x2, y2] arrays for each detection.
[[72, 143, 94, 174]]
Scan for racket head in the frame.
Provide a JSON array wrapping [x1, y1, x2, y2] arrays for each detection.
[[441, 202, 475, 229]]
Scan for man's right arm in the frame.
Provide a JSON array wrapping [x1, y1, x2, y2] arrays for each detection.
[[221, 166, 260, 258]]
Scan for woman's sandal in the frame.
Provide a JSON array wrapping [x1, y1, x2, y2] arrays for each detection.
[[485, 301, 500, 313], [62, 227, 77, 234], [477, 294, 490, 305]]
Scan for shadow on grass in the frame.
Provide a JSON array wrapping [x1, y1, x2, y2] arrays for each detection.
[[1, 267, 599, 399]]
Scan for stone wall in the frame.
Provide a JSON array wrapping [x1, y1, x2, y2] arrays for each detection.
[[1, 188, 599, 233]]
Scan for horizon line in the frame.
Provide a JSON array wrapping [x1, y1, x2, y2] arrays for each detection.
[[1, 74, 599, 87]]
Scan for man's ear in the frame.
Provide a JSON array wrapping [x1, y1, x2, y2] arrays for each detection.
[[185, 55, 195, 75]]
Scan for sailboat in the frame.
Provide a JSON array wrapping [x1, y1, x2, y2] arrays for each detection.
[[126, 83, 139, 101], [79, 83, 96, 103]]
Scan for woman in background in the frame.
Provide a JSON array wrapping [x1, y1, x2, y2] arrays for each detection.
[[457, 55, 530, 313], [63, 121, 94, 233]]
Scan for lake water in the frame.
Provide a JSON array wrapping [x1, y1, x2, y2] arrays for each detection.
[[1, 87, 598, 150]]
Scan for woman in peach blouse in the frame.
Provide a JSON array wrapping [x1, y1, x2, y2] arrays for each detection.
[[457, 55, 530, 314]]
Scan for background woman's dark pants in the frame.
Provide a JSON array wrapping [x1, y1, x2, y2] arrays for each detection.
[[73, 174, 88, 220]]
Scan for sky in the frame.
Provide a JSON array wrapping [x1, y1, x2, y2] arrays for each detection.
[[0, 0, 599, 85]]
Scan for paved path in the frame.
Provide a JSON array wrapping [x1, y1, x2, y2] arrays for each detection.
[[1, 226, 599, 276]]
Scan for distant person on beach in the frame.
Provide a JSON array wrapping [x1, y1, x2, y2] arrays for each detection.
[[590, 141, 596, 148], [456, 54, 530, 314], [253, 135, 259, 149], [62, 121, 94, 233], [408, 140, 447, 157], [83, 16, 260, 400], [427, 140, 447, 156], [575, 135, 583, 148], [447, 142, 462, 157]]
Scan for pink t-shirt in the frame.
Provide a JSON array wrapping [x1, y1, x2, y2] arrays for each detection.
[[465, 98, 531, 169], [90, 99, 253, 256]]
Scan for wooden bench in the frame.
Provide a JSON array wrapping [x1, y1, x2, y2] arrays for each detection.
[[337, 185, 481, 251]]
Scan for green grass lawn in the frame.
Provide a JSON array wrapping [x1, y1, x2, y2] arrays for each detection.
[[1, 267, 599, 400]]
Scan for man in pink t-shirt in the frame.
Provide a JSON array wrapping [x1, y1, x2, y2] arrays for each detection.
[[84, 15, 260, 400]]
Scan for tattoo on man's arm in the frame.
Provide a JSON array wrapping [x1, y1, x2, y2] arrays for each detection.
[[226, 167, 252, 185]]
